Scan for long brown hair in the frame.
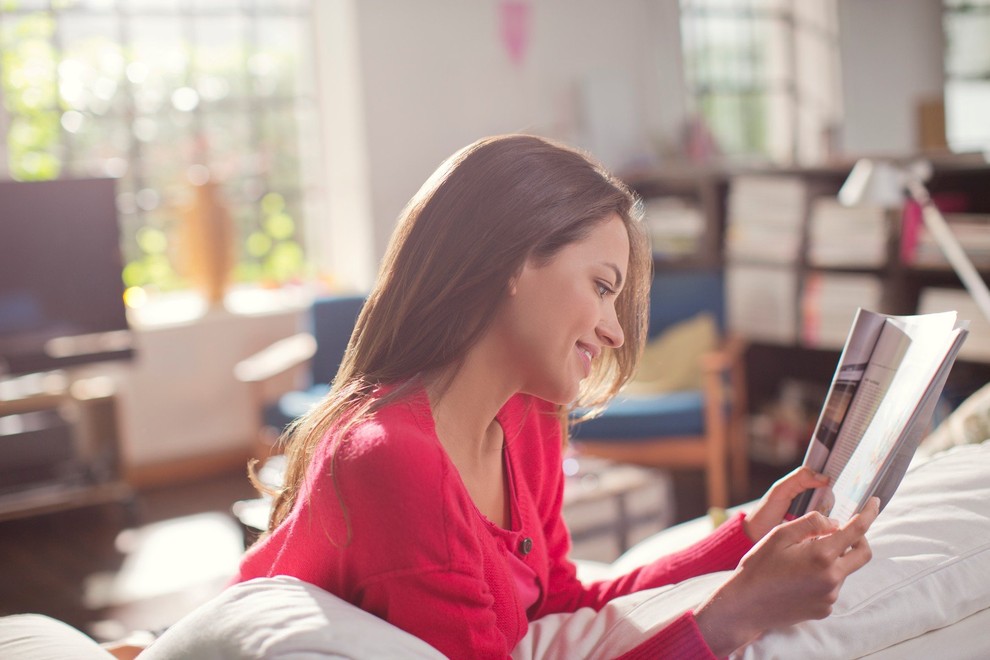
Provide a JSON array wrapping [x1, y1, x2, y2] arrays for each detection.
[[263, 134, 652, 531]]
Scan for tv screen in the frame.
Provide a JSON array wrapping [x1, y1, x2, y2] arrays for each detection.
[[0, 178, 134, 377]]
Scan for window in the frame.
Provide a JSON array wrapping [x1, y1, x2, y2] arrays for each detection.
[[943, 0, 990, 153], [679, 0, 841, 165], [0, 0, 324, 297]]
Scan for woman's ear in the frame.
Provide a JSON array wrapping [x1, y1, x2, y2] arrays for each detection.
[[507, 270, 521, 296]]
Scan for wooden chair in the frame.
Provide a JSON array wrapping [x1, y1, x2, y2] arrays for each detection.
[[571, 269, 749, 510], [235, 295, 366, 457]]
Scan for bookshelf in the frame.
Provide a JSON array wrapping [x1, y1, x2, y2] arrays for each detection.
[[623, 165, 728, 269], [625, 160, 990, 466]]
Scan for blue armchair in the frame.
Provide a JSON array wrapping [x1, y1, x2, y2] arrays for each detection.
[[570, 269, 749, 510], [235, 295, 366, 453]]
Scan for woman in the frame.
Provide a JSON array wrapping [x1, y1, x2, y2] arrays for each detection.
[[235, 134, 877, 658]]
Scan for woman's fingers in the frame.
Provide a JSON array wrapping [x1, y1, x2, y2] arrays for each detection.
[[744, 467, 832, 542], [775, 511, 838, 545], [820, 497, 880, 555], [770, 466, 831, 499]]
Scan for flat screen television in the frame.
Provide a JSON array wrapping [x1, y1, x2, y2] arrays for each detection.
[[0, 178, 134, 377]]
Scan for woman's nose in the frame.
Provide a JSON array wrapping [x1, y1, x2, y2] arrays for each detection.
[[596, 306, 624, 349]]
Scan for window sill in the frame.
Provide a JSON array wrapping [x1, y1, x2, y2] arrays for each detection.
[[127, 285, 314, 331]]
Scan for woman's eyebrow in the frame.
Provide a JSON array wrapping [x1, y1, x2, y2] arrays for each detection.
[[604, 263, 623, 289]]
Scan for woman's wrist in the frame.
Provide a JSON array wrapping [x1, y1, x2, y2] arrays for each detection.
[[694, 577, 763, 657]]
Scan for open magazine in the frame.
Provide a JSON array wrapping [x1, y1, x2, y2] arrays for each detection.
[[788, 308, 969, 524]]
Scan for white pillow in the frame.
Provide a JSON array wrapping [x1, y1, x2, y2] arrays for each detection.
[[519, 439, 990, 659], [735, 439, 990, 658], [142, 576, 444, 660], [0, 614, 115, 660]]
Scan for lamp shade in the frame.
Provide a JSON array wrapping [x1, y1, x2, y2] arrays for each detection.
[[838, 159, 907, 209]]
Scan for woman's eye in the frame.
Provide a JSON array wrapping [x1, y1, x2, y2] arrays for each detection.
[[596, 281, 615, 298]]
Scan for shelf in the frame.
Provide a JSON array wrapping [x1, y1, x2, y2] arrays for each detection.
[[0, 375, 135, 522], [0, 479, 134, 524]]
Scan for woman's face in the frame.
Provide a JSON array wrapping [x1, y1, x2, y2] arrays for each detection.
[[493, 213, 630, 404]]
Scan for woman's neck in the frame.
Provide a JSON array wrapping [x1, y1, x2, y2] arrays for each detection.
[[426, 335, 517, 465]]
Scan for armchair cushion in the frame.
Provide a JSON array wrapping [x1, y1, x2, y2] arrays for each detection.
[[259, 295, 365, 433], [625, 312, 717, 395], [263, 384, 330, 431], [572, 391, 705, 440]]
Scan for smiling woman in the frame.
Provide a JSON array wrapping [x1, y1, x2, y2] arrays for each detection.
[[229, 134, 880, 659]]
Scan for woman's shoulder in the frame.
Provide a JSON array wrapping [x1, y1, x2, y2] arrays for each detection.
[[329, 387, 444, 474]]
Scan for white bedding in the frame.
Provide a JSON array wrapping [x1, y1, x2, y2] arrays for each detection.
[[134, 440, 990, 659], [567, 439, 990, 659], [735, 439, 990, 658]]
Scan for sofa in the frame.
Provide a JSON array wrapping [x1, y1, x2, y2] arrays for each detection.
[[3, 429, 990, 659]]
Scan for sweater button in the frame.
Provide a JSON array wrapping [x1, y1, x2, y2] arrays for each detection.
[[519, 537, 533, 555]]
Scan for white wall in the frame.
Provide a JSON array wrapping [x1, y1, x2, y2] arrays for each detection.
[[837, 0, 945, 156], [345, 0, 686, 267], [326, 0, 949, 276]]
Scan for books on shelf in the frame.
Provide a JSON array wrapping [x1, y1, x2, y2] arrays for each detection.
[[789, 308, 969, 524], [726, 264, 798, 344], [807, 198, 889, 268], [641, 197, 707, 260], [801, 272, 884, 349], [904, 212, 990, 269], [901, 196, 990, 269], [726, 175, 808, 264], [918, 287, 990, 363]]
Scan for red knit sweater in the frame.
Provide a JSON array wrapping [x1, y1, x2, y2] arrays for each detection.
[[234, 388, 753, 658]]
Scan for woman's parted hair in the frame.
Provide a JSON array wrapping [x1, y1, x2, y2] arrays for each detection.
[[264, 134, 652, 531]]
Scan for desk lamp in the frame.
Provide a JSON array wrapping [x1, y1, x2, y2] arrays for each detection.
[[838, 159, 990, 324]]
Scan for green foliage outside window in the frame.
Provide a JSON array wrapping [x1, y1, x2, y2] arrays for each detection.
[[0, 3, 318, 297]]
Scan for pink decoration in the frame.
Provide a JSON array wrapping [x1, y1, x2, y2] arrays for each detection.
[[500, 0, 531, 67]]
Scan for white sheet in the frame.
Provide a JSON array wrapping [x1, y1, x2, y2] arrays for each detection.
[[141, 440, 990, 659]]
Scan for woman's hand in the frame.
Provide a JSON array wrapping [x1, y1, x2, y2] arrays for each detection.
[[743, 466, 831, 543], [696, 497, 880, 656]]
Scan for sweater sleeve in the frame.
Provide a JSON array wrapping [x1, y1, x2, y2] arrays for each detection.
[[527, 414, 752, 658], [534, 418, 753, 615]]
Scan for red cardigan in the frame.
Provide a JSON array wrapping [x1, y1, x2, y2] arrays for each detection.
[[234, 388, 753, 658]]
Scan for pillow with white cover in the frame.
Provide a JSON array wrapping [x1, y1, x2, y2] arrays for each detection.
[[523, 439, 990, 659], [143, 440, 990, 659]]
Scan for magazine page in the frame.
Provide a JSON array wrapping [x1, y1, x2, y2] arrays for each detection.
[[814, 312, 964, 523], [804, 318, 911, 515], [868, 329, 967, 508], [787, 309, 890, 517]]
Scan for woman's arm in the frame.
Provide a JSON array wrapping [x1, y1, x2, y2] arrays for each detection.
[[696, 498, 878, 655]]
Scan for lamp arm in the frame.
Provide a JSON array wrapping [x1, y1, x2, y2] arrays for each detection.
[[906, 179, 990, 325]]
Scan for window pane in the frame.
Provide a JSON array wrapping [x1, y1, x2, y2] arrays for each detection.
[[119, 0, 184, 11], [944, 12, 990, 78], [1, 3, 322, 291], [253, 17, 314, 97], [64, 114, 131, 177], [945, 79, 990, 151], [59, 16, 126, 118], [129, 17, 188, 111], [200, 111, 253, 179], [262, 106, 303, 192], [192, 15, 248, 101], [294, 102, 323, 189]]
